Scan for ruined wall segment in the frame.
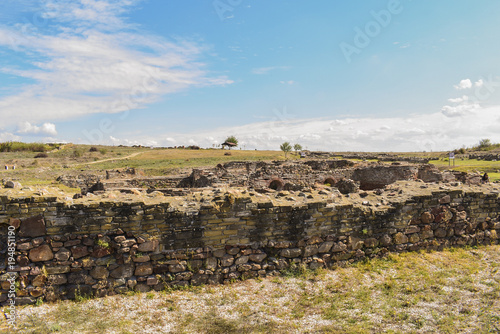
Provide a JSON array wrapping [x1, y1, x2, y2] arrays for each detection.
[[0, 183, 499, 305]]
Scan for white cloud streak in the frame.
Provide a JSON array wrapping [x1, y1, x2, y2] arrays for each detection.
[[17, 122, 58, 135], [251, 66, 290, 75], [454, 79, 472, 90], [0, 0, 232, 127]]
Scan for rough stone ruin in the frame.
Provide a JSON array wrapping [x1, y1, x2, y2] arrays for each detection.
[[58, 159, 488, 197], [1, 158, 498, 305]]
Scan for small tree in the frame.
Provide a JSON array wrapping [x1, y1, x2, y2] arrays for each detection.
[[293, 143, 302, 156], [280, 142, 292, 159], [478, 138, 492, 151], [224, 136, 238, 149]]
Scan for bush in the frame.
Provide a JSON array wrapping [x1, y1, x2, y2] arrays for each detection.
[[89, 147, 98, 152], [34, 153, 48, 158], [0, 141, 49, 152], [73, 149, 83, 158], [99, 148, 107, 155]]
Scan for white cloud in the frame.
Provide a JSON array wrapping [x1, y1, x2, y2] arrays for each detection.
[[448, 95, 469, 103], [252, 66, 290, 75], [475, 79, 484, 88], [0, 131, 21, 142], [96, 105, 499, 152], [0, 0, 232, 127], [454, 79, 472, 90], [17, 122, 58, 135]]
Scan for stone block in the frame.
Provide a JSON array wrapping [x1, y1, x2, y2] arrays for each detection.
[[29, 244, 53, 262], [19, 215, 46, 238], [281, 248, 302, 258]]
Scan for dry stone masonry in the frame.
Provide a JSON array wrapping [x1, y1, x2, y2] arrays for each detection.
[[1, 179, 499, 305]]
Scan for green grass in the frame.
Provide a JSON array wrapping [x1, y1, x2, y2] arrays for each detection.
[[0, 141, 53, 153], [7, 245, 500, 334], [430, 158, 500, 181], [84, 148, 286, 175]]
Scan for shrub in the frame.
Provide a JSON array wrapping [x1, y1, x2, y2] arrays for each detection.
[[0, 141, 49, 152], [73, 149, 83, 158], [89, 147, 98, 152], [34, 153, 48, 158]]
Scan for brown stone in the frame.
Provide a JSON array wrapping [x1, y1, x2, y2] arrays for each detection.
[[435, 228, 447, 238], [122, 239, 136, 247], [19, 215, 46, 238], [331, 242, 347, 252], [10, 218, 21, 229], [379, 234, 392, 246], [421, 212, 434, 224], [213, 249, 226, 258], [135, 264, 153, 276], [32, 275, 47, 287], [137, 240, 159, 252], [55, 248, 71, 261], [364, 238, 378, 248], [45, 266, 70, 275], [307, 236, 323, 245], [110, 264, 135, 279], [17, 242, 33, 251], [168, 263, 186, 273], [30, 287, 43, 298], [146, 276, 159, 286], [71, 246, 89, 259], [114, 236, 126, 243], [394, 233, 408, 245], [249, 253, 267, 263], [64, 240, 81, 247], [68, 272, 93, 285], [221, 254, 234, 267], [91, 246, 113, 258], [281, 248, 302, 258], [90, 266, 110, 280], [303, 245, 319, 257], [439, 195, 451, 204], [48, 274, 67, 285], [318, 241, 334, 253], [135, 283, 150, 292], [132, 254, 150, 263], [235, 255, 249, 265], [29, 244, 53, 262], [409, 234, 420, 243]]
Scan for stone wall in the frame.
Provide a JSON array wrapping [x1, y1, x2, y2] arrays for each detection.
[[1, 186, 499, 305]]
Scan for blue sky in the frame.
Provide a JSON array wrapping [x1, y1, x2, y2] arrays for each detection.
[[1, 0, 500, 151]]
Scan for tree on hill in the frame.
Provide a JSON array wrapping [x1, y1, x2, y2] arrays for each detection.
[[222, 136, 238, 149], [280, 142, 292, 159], [293, 143, 302, 156], [225, 136, 238, 145], [478, 138, 492, 150]]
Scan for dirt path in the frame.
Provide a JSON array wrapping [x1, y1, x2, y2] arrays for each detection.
[[70, 151, 146, 167]]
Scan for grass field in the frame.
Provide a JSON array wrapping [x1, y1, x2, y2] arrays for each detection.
[[84, 148, 286, 175], [2, 143, 500, 184], [7, 245, 500, 334], [430, 159, 500, 182]]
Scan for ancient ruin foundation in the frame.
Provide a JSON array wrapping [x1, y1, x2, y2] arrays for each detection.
[[1, 160, 499, 304]]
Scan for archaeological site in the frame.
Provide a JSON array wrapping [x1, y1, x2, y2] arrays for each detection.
[[1, 157, 499, 305]]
